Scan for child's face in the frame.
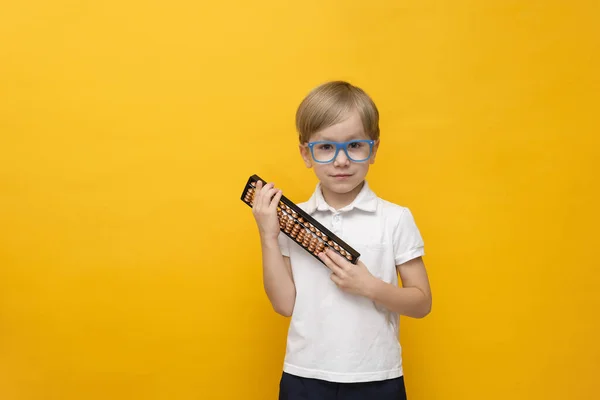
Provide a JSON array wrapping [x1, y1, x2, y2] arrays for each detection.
[[299, 110, 379, 197]]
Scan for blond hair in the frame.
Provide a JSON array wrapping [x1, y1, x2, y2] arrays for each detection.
[[295, 81, 380, 143]]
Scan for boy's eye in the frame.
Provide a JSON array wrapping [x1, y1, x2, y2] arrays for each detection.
[[348, 141, 363, 149], [318, 144, 333, 150]]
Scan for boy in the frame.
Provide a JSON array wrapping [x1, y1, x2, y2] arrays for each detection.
[[251, 81, 432, 399]]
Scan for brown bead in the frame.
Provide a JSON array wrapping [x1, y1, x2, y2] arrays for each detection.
[[346, 255, 352, 260]]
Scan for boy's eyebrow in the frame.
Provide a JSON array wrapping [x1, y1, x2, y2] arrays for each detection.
[[315, 133, 368, 142]]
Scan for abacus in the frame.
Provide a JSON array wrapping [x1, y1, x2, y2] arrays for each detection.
[[241, 174, 360, 265]]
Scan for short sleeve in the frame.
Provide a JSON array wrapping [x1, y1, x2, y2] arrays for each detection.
[[393, 207, 425, 265], [278, 230, 292, 257]]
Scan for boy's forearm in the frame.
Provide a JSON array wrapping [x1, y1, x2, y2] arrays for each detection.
[[261, 237, 296, 317], [365, 278, 431, 319]]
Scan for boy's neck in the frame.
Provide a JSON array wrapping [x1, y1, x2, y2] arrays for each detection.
[[320, 180, 365, 211]]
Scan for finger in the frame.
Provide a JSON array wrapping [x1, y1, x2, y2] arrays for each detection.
[[330, 273, 342, 287], [324, 248, 351, 271], [255, 182, 273, 211], [261, 185, 277, 208], [258, 182, 273, 202], [270, 189, 283, 209], [319, 251, 345, 276], [253, 181, 263, 211]]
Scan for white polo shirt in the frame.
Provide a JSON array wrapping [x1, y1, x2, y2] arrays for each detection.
[[277, 180, 425, 383]]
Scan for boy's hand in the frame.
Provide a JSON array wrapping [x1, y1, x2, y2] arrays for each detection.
[[318, 248, 377, 298], [252, 180, 283, 242]]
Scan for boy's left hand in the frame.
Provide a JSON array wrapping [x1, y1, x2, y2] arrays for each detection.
[[318, 248, 377, 298]]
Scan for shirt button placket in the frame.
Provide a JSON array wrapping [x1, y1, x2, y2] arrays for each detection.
[[332, 212, 342, 235]]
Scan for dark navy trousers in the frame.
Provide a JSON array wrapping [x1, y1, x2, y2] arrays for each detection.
[[278, 372, 407, 400]]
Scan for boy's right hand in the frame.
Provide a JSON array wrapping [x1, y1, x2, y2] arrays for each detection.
[[252, 181, 283, 242]]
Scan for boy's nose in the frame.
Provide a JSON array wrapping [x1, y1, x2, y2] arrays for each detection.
[[333, 149, 350, 166]]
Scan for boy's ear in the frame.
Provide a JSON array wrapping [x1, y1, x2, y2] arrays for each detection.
[[299, 144, 313, 168], [369, 139, 380, 164]]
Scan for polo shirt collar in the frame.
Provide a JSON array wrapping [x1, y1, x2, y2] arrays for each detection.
[[304, 180, 378, 214]]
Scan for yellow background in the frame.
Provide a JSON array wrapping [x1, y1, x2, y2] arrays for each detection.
[[1, 1, 599, 399]]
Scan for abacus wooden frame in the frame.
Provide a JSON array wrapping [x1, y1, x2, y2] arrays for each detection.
[[240, 174, 361, 265]]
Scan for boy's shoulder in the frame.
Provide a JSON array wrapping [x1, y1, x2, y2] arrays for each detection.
[[376, 199, 416, 235], [372, 191, 414, 218]]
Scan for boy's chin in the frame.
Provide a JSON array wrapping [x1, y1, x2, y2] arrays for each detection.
[[321, 177, 364, 193]]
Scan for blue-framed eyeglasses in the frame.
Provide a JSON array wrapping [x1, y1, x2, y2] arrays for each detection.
[[306, 140, 375, 163]]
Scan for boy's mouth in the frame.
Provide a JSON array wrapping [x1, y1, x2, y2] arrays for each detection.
[[332, 174, 352, 179]]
